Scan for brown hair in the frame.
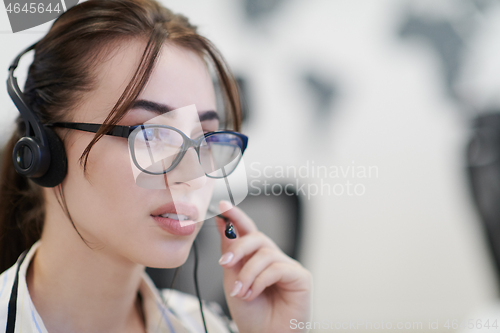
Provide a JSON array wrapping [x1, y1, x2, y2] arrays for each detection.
[[0, 0, 241, 272]]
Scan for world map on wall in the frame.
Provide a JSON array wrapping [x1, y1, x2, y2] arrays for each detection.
[[398, 0, 500, 114], [239, 0, 500, 120]]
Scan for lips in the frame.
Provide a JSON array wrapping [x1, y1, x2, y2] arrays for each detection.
[[150, 202, 199, 236], [151, 202, 199, 220]]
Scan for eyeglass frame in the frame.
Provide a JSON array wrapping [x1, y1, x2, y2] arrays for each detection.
[[46, 122, 248, 178]]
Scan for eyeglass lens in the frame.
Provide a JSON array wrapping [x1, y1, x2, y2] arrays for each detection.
[[131, 126, 243, 178]]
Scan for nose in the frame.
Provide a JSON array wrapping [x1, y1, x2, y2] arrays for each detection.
[[164, 147, 207, 190]]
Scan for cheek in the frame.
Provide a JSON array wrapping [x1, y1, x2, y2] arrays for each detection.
[[86, 138, 143, 207], [63, 136, 144, 226], [200, 178, 215, 209]]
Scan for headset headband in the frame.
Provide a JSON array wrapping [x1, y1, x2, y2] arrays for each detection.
[[6, 42, 48, 147]]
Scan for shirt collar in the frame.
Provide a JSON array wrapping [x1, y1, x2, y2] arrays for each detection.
[[15, 240, 191, 333]]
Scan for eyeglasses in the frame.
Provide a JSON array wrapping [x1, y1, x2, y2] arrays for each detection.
[[47, 122, 248, 179]]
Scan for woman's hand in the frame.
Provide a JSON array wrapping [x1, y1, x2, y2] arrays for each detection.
[[215, 200, 313, 333]]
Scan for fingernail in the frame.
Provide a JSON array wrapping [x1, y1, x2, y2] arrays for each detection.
[[230, 281, 242, 297], [218, 252, 234, 265], [220, 200, 232, 211], [242, 289, 252, 300]]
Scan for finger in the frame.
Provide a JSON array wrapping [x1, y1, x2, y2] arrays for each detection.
[[241, 262, 308, 302], [230, 247, 291, 298], [219, 200, 258, 236], [218, 231, 278, 268]]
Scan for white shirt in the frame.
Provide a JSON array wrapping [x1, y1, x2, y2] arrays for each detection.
[[0, 241, 238, 333]]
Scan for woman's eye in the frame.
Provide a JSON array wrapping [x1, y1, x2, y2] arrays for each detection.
[[145, 129, 156, 140], [202, 128, 217, 135], [138, 128, 160, 142]]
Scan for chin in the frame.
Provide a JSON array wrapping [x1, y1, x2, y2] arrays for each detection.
[[138, 238, 195, 269]]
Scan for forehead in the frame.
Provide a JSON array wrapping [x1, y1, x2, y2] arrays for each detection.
[[73, 39, 216, 123]]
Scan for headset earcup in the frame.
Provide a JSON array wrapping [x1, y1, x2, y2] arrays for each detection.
[[30, 127, 67, 187], [12, 136, 49, 178]]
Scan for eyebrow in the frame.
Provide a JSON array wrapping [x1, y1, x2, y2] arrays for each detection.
[[131, 99, 219, 121]]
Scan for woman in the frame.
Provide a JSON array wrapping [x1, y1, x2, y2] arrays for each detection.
[[0, 0, 312, 332]]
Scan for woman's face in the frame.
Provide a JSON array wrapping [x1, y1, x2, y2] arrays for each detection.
[[55, 40, 218, 268]]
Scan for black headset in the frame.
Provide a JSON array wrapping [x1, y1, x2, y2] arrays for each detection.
[[7, 42, 67, 187]]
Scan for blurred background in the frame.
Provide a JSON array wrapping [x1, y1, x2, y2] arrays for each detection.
[[3, 0, 500, 332]]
